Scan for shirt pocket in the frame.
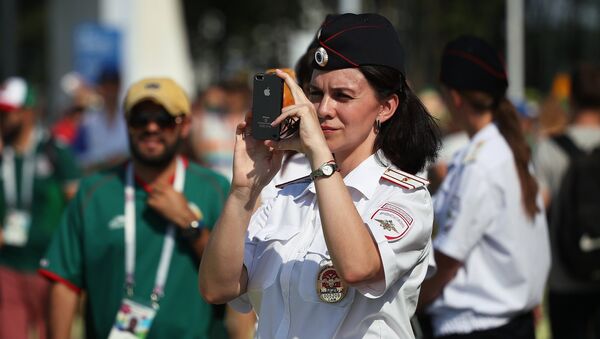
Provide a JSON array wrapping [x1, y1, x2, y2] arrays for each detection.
[[298, 237, 355, 308], [247, 226, 300, 291]]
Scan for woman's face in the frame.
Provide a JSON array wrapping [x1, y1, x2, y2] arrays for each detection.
[[309, 68, 383, 163]]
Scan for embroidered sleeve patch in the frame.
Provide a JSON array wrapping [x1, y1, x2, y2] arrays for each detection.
[[370, 203, 413, 242]]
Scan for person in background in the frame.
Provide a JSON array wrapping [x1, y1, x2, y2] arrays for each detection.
[[419, 35, 550, 339], [533, 63, 600, 339], [195, 80, 250, 180], [420, 87, 466, 195], [188, 84, 228, 165], [537, 73, 571, 139], [0, 77, 80, 339], [39, 77, 230, 338], [73, 68, 129, 172], [200, 13, 441, 338], [51, 72, 100, 147]]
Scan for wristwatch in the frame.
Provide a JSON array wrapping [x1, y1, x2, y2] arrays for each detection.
[[181, 219, 202, 239], [310, 160, 338, 180]]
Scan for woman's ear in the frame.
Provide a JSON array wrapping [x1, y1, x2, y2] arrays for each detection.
[[441, 87, 463, 111], [378, 93, 399, 123], [448, 89, 463, 109]]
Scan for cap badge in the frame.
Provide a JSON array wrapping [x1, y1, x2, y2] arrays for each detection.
[[315, 47, 329, 67], [316, 263, 347, 303]]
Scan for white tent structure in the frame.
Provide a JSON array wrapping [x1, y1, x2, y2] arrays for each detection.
[[101, 0, 195, 97]]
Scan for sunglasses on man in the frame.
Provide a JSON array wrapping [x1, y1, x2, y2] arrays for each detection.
[[127, 110, 184, 130]]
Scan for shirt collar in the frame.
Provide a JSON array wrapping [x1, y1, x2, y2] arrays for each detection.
[[132, 156, 189, 193], [296, 153, 388, 201], [471, 122, 500, 144]]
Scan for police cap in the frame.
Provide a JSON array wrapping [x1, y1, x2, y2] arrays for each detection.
[[440, 35, 508, 98], [312, 13, 405, 73]]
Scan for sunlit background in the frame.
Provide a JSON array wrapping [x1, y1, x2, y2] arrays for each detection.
[[1, 0, 599, 123]]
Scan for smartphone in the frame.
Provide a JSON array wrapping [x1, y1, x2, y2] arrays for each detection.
[[252, 73, 284, 140]]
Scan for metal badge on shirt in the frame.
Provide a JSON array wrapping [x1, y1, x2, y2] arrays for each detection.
[[316, 260, 347, 303], [2, 209, 32, 246], [108, 298, 157, 339]]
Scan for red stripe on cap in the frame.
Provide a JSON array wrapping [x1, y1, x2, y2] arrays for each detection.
[[445, 49, 507, 80], [38, 269, 82, 294], [319, 41, 359, 67], [324, 24, 385, 43]]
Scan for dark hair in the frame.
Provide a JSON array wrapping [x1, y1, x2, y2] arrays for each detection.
[[359, 65, 441, 175], [571, 63, 600, 111], [459, 90, 540, 219], [295, 47, 317, 93]]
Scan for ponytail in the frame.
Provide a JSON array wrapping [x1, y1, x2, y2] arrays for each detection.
[[461, 91, 540, 219], [360, 65, 441, 174], [493, 98, 540, 219]]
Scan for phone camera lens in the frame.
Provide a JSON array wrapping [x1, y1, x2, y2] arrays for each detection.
[[255, 74, 264, 81]]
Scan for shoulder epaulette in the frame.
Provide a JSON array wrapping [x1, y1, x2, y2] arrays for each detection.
[[275, 174, 312, 189], [381, 168, 428, 190], [464, 141, 485, 163]]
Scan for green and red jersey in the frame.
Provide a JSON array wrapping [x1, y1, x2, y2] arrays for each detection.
[[0, 134, 80, 271], [40, 160, 230, 339]]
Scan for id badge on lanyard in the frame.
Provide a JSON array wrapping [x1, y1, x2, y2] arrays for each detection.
[[2, 132, 37, 247], [3, 209, 32, 246], [108, 157, 184, 339], [108, 299, 157, 339]]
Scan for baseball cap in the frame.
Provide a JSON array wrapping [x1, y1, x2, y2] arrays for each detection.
[[312, 13, 405, 73], [0, 77, 36, 112], [124, 77, 190, 118]]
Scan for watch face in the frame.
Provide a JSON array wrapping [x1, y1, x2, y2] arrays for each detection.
[[322, 164, 334, 176]]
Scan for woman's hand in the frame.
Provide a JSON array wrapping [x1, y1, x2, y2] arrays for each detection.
[[269, 69, 331, 163], [231, 111, 284, 195]]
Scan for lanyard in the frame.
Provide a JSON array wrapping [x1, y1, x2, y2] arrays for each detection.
[[124, 157, 185, 308], [2, 130, 38, 209]]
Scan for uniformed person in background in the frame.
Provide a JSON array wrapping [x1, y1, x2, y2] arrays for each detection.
[[40, 77, 230, 338], [200, 13, 441, 338], [0, 77, 80, 339], [418, 36, 551, 339]]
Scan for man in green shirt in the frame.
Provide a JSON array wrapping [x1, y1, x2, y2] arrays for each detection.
[[0, 77, 80, 338], [40, 77, 230, 339]]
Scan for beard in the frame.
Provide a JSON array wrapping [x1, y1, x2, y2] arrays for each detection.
[[128, 132, 183, 168], [1, 124, 22, 145]]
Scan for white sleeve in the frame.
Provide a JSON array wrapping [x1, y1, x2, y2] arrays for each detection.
[[354, 189, 433, 298], [228, 198, 273, 313], [433, 165, 501, 261]]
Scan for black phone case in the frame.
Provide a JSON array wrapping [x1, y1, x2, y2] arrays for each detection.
[[251, 73, 284, 140]]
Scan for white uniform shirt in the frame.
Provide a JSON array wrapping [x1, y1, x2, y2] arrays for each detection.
[[428, 123, 550, 336], [230, 154, 434, 339], [261, 153, 311, 202]]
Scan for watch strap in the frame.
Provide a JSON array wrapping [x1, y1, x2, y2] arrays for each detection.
[[310, 160, 338, 180]]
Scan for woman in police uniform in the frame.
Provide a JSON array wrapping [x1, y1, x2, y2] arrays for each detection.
[[418, 36, 551, 338], [200, 13, 441, 338]]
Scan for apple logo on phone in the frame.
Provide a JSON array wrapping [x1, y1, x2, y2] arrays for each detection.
[[264, 87, 271, 96]]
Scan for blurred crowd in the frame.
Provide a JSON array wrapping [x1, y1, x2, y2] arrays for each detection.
[[1, 21, 600, 339]]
